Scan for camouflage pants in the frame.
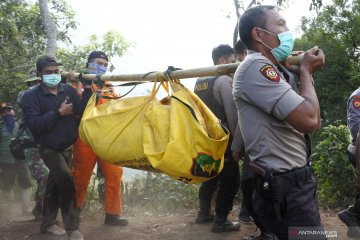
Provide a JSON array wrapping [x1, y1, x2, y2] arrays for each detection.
[[25, 148, 49, 203]]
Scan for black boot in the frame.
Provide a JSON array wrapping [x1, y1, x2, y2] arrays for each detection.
[[104, 214, 128, 226], [195, 212, 215, 224], [195, 200, 214, 224], [250, 232, 276, 240], [338, 195, 360, 238], [211, 217, 240, 233]]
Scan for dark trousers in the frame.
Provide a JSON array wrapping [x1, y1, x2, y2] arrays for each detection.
[[39, 147, 79, 233], [0, 161, 32, 191], [241, 177, 269, 231], [252, 174, 322, 240], [199, 159, 240, 218]]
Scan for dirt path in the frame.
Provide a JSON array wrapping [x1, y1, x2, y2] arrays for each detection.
[[0, 205, 351, 240]]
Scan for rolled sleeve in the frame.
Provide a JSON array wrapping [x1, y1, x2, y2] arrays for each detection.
[[272, 89, 304, 120], [235, 59, 303, 120]]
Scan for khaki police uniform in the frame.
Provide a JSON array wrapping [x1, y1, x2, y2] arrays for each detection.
[[233, 52, 306, 172], [233, 51, 322, 239], [347, 88, 360, 167], [194, 75, 240, 222]]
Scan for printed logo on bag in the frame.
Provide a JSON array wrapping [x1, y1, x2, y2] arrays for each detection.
[[353, 96, 360, 109], [260, 65, 280, 83], [191, 152, 221, 178]]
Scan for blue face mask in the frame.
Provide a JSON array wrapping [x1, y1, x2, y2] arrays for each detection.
[[259, 29, 294, 62], [88, 62, 107, 74], [2, 113, 15, 133], [42, 74, 62, 88]]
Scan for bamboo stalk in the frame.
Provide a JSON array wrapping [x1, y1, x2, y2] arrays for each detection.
[[61, 63, 240, 82]]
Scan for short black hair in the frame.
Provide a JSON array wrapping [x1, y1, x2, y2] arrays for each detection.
[[239, 5, 275, 50], [87, 51, 108, 62], [234, 39, 247, 55], [212, 44, 234, 65], [36, 55, 61, 72]]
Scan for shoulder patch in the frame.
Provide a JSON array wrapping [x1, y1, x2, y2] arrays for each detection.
[[353, 96, 360, 109], [260, 65, 280, 83]]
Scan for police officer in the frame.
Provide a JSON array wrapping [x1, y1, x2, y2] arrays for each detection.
[[345, 89, 360, 168], [194, 44, 240, 233], [337, 90, 360, 237], [233, 5, 325, 240], [234, 39, 248, 62]]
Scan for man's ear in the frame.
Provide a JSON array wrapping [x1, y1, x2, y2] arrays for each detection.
[[252, 27, 263, 43], [218, 57, 225, 65]]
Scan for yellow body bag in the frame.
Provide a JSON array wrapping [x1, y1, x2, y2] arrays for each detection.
[[79, 80, 229, 183]]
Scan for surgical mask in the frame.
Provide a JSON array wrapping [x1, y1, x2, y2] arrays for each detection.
[[42, 74, 62, 88], [259, 29, 294, 62], [87, 62, 107, 74]]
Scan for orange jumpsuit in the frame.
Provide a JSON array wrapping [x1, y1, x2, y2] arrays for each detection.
[[72, 82, 123, 215]]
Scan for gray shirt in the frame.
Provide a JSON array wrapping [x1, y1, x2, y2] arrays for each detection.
[[232, 51, 307, 172], [213, 75, 238, 136]]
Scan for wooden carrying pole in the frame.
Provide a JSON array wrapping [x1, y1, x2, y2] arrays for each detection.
[[61, 63, 240, 82]]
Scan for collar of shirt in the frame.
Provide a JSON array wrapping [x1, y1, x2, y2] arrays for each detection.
[[247, 50, 261, 56], [40, 83, 65, 96]]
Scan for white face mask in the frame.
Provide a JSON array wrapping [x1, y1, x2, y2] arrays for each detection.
[[42, 74, 62, 87]]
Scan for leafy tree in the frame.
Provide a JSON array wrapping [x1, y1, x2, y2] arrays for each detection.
[[0, 0, 77, 103], [232, 0, 323, 46], [313, 123, 355, 208], [295, 0, 360, 124], [0, 0, 129, 104], [57, 31, 131, 73], [38, 0, 77, 57], [0, 0, 46, 102]]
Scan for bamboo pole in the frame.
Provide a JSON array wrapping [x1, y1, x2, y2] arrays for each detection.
[[61, 63, 240, 82]]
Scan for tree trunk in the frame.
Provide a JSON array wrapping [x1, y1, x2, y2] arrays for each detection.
[[233, 0, 257, 47], [233, 0, 241, 47], [38, 0, 58, 58]]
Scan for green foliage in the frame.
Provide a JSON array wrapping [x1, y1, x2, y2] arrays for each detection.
[[48, 0, 78, 42], [0, 0, 46, 102], [0, 0, 77, 104], [313, 123, 356, 208], [0, 0, 129, 104], [296, 0, 360, 125], [57, 30, 131, 72], [124, 172, 199, 213]]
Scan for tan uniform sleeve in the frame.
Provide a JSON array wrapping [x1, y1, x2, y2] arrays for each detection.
[[213, 75, 238, 136], [238, 59, 304, 120], [231, 124, 244, 153]]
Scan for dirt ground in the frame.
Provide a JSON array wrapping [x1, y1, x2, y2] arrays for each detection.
[[0, 201, 352, 240]]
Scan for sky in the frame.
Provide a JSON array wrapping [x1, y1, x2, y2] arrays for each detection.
[[65, 0, 319, 96]]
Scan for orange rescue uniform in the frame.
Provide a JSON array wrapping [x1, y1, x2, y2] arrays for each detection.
[[72, 82, 124, 215]]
